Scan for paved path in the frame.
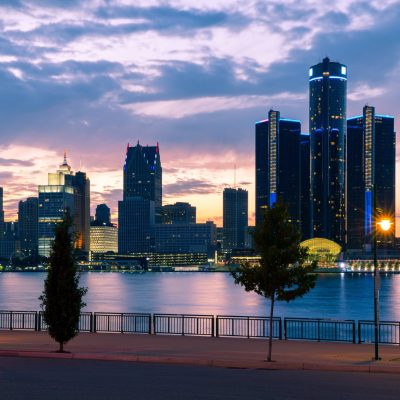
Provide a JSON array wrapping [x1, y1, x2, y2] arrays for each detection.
[[1, 331, 400, 373]]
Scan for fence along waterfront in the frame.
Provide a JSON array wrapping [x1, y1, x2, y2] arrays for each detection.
[[1, 311, 399, 345]]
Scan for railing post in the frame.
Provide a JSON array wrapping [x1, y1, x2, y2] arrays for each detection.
[[35, 312, 38, 331], [211, 316, 214, 337], [148, 314, 152, 335], [216, 316, 219, 338], [121, 313, 124, 334], [284, 318, 287, 340], [247, 317, 250, 339], [317, 319, 320, 342], [352, 321, 356, 344], [358, 321, 361, 344], [181, 315, 185, 336], [89, 312, 93, 333], [279, 318, 282, 340], [93, 313, 97, 333], [153, 314, 157, 335], [10, 311, 13, 331]]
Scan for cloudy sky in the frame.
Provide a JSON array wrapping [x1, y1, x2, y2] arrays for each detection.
[[1, 0, 399, 229]]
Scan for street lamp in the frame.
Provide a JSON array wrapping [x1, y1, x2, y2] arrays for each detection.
[[373, 216, 392, 361]]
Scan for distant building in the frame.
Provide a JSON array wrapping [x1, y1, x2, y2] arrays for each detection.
[[38, 154, 90, 257], [0, 187, 4, 240], [4, 221, 19, 240], [90, 225, 118, 254], [118, 197, 155, 253], [94, 204, 111, 226], [123, 142, 162, 222], [162, 202, 196, 224], [0, 240, 21, 260], [255, 110, 302, 232], [223, 188, 248, 251], [154, 221, 216, 257], [309, 57, 347, 245], [300, 133, 311, 239], [18, 197, 38, 257], [347, 107, 396, 250]]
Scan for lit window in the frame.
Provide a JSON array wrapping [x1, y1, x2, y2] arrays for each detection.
[[309, 68, 313, 77], [341, 66, 347, 75]]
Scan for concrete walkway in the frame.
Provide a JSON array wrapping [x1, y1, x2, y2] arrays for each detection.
[[1, 331, 400, 374]]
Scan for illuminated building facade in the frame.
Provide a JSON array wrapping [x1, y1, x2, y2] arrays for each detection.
[[38, 154, 90, 257], [255, 110, 302, 231], [18, 197, 38, 256], [309, 57, 347, 245], [162, 202, 196, 224], [347, 107, 395, 250], [223, 188, 248, 251], [90, 225, 118, 254]]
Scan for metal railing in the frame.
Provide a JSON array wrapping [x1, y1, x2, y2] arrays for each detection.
[[0, 311, 37, 330], [94, 313, 151, 334], [1, 310, 400, 345], [216, 315, 282, 339], [284, 318, 356, 343], [358, 320, 400, 344], [153, 314, 214, 336]]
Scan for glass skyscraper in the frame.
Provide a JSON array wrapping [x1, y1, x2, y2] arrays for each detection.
[[123, 142, 162, 223], [309, 57, 347, 245], [255, 109, 302, 232], [347, 106, 395, 250], [223, 188, 248, 251]]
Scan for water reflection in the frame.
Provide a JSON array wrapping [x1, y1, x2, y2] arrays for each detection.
[[1, 272, 400, 320]]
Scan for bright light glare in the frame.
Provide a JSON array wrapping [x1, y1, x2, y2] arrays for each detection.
[[378, 219, 391, 232]]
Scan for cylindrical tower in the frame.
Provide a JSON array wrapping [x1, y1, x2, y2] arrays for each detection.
[[309, 57, 347, 245]]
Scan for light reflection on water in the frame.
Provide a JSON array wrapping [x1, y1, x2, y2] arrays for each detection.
[[1, 272, 400, 320]]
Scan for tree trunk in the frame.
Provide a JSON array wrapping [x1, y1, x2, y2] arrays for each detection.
[[267, 294, 275, 362], [59, 341, 64, 353]]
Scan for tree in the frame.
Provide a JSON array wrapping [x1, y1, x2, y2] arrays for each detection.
[[232, 201, 317, 361], [39, 211, 87, 352]]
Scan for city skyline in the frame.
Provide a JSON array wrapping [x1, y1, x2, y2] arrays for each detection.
[[1, 1, 400, 230]]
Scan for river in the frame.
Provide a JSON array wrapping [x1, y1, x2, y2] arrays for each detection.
[[1, 272, 400, 321]]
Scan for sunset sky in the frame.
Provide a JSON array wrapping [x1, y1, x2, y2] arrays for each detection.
[[0, 0, 399, 229]]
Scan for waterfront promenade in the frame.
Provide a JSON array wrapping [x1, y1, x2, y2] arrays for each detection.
[[1, 330, 400, 374]]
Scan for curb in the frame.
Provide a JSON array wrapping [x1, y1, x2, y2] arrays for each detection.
[[1, 350, 400, 375]]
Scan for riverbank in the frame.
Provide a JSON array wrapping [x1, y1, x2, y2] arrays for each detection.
[[1, 331, 400, 374]]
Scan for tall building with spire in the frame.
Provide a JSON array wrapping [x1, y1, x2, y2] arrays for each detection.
[[38, 153, 90, 257], [309, 57, 347, 245], [255, 110, 303, 234], [347, 106, 395, 250]]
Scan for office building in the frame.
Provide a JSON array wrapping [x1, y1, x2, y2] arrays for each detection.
[[255, 110, 302, 231], [223, 188, 248, 251], [18, 197, 38, 257], [154, 221, 216, 256], [123, 142, 162, 222], [0, 187, 4, 240], [73, 171, 90, 253], [90, 225, 118, 254], [309, 57, 347, 245], [118, 197, 155, 253], [163, 202, 196, 224], [94, 204, 111, 226], [347, 106, 396, 250], [38, 154, 90, 257], [300, 133, 311, 239]]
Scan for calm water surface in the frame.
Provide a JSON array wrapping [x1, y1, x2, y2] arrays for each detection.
[[1, 272, 400, 320]]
